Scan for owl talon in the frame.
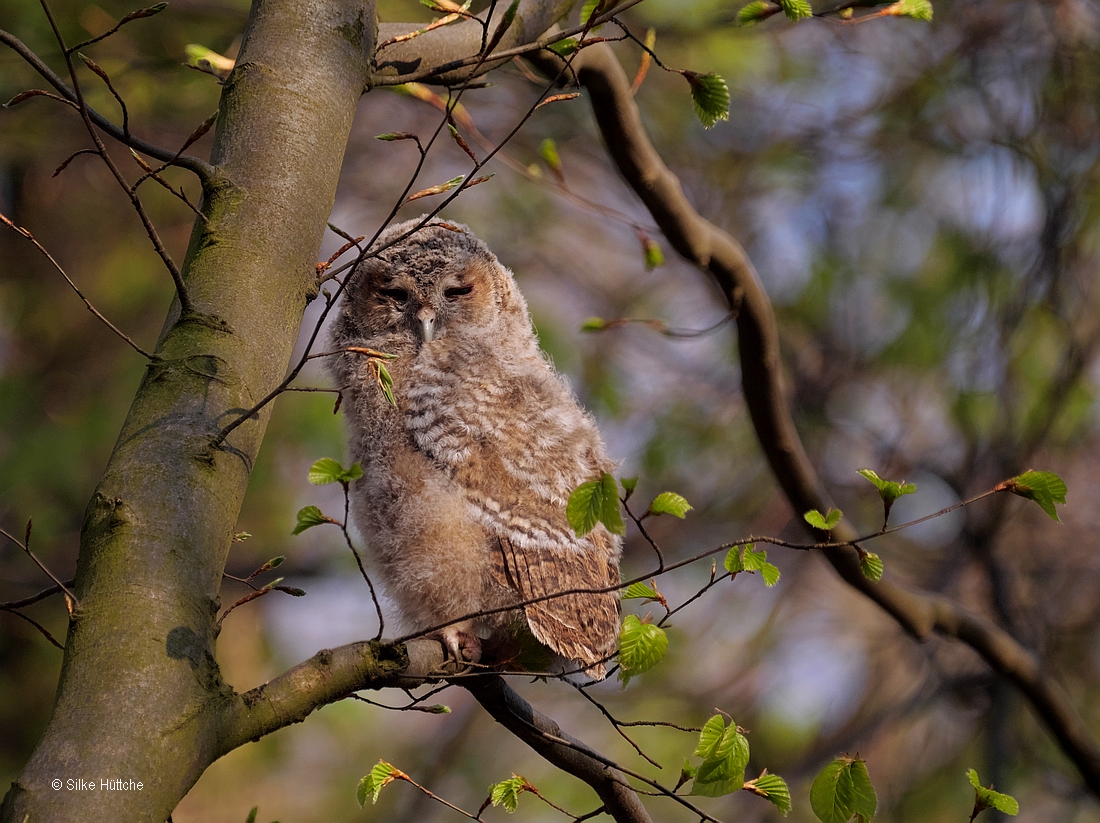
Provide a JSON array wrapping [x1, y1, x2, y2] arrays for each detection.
[[440, 625, 482, 666]]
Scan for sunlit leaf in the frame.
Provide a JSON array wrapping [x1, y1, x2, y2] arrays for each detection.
[[967, 769, 1019, 817], [684, 72, 730, 129], [649, 491, 693, 519], [622, 581, 659, 600], [1002, 470, 1067, 522], [859, 552, 884, 582], [489, 774, 531, 813], [618, 614, 668, 685], [810, 757, 877, 823], [291, 505, 332, 535], [804, 508, 842, 530], [308, 457, 362, 485], [567, 473, 624, 536], [778, 0, 812, 20], [748, 772, 792, 814], [691, 714, 750, 796], [737, 1, 779, 25], [357, 761, 397, 806], [888, 0, 933, 20]]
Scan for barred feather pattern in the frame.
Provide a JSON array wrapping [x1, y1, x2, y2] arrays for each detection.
[[329, 217, 621, 678]]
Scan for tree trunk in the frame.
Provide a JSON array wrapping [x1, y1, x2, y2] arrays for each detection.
[[0, 0, 374, 818]]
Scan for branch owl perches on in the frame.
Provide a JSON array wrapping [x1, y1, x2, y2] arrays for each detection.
[[328, 216, 621, 678]]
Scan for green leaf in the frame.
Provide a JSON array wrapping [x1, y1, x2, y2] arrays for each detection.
[[724, 545, 746, 573], [547, 37, 579, 56], [778, 0, 812, 20], [685, 72, 729, 129], [599, 472, 626, 535], [489, 775, 530, 813], [760, 562, 781, 587], [642, 236, 664, 269], [741, 544, 768, 572], [580, 0, 606, 26], [691, 714, 750, 796], [567, 479, 602, 536], [622, 581, 659, 601], [308, 457, 363, 485], [859, 552, 883, 582], [619, 476, 638, 493], [291, 505, 331, 535], [1004, 470, 1067, 521], [539, 138, 562, 175], [737, 1, 778, 25], [810, 757, 877, 823], [580, 316, 607, 332], [649, 491, 693, 519], [891, 0, 933, 20], [246, 807, 258, 823], [567, 473, 624, 536], [749, 772, 792, 814], [357, 761, 397, 806], [804, 508, 842, 530], [856, 469, 917, 503], [377, 361, 396, 407], [967, 769, 1019, 817], [617, 614, 668, 685]]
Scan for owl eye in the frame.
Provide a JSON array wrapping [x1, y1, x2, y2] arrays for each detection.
[[444, 285, 473, 299], [379, 287, 410, 303]]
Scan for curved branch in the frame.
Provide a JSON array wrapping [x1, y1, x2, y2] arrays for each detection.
[[217, 638, 449, 753], [465, 676, 654, 823], [528, 43, 1100, 797], [0, 28, 214, 181]]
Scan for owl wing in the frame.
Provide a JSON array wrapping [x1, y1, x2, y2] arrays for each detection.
[[492, 531, 620, 679]]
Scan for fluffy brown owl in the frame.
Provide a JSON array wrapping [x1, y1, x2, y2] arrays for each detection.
[[328, 216, 621, 678]]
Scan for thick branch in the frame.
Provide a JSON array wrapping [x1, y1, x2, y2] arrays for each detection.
[[0, 28, 214, 181], [465, 676, 653, 823], [529, 43, 1100, 797], [218, 639, 448, 752]]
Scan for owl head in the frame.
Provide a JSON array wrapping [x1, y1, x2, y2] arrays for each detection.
[[336, 216, 530, 347]]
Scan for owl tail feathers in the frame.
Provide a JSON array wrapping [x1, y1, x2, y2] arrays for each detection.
[[524, 601, 618, 681]]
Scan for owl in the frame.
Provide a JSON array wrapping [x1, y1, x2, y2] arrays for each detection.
[[328, 216, 621, 678]]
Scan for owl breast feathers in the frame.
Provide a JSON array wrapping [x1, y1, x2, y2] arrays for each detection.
[[328, 216, 621, 678]]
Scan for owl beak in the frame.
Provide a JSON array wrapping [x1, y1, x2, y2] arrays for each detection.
[[416, 306, 437, 343]]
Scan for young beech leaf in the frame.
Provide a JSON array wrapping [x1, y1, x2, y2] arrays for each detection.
[[967, 769, 1019, 817], [724, 545, 746, 573], [617, 614, 668, 685], [859, 552, 884, 582], [760, 561, 781, 588], [599, 472, 626, 535], [810, 757, 877, 823], [747, 771, 793, 814], [580, 0, 606, 26], [622, 581, 660, 601], [580, 316, 607, 332], [684, 72, 730, 129], [292, 505, 331, 535], [308, 457, 344, 485], [888, 0, 933, 20], [489, 774, 531, 813], [567, 473, 625, 536], [737, 1, 779, 25], [1003, 470, 1067, 522], [641, 235, 664, 269], [856, 468, 917, 502], [804, 508, 842, 531], [778, 0, 812, 20], [649, 491, 693, 519], [619, 476, 639, 493], [357, 761, 398, 806], [547, 36, 579, 56], [741, 544, 769, 572], [539, 138, 563, 177], [691, 715, 750, 797]]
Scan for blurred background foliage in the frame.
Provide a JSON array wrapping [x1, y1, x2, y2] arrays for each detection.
[[2, 0, 1100, 820]]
